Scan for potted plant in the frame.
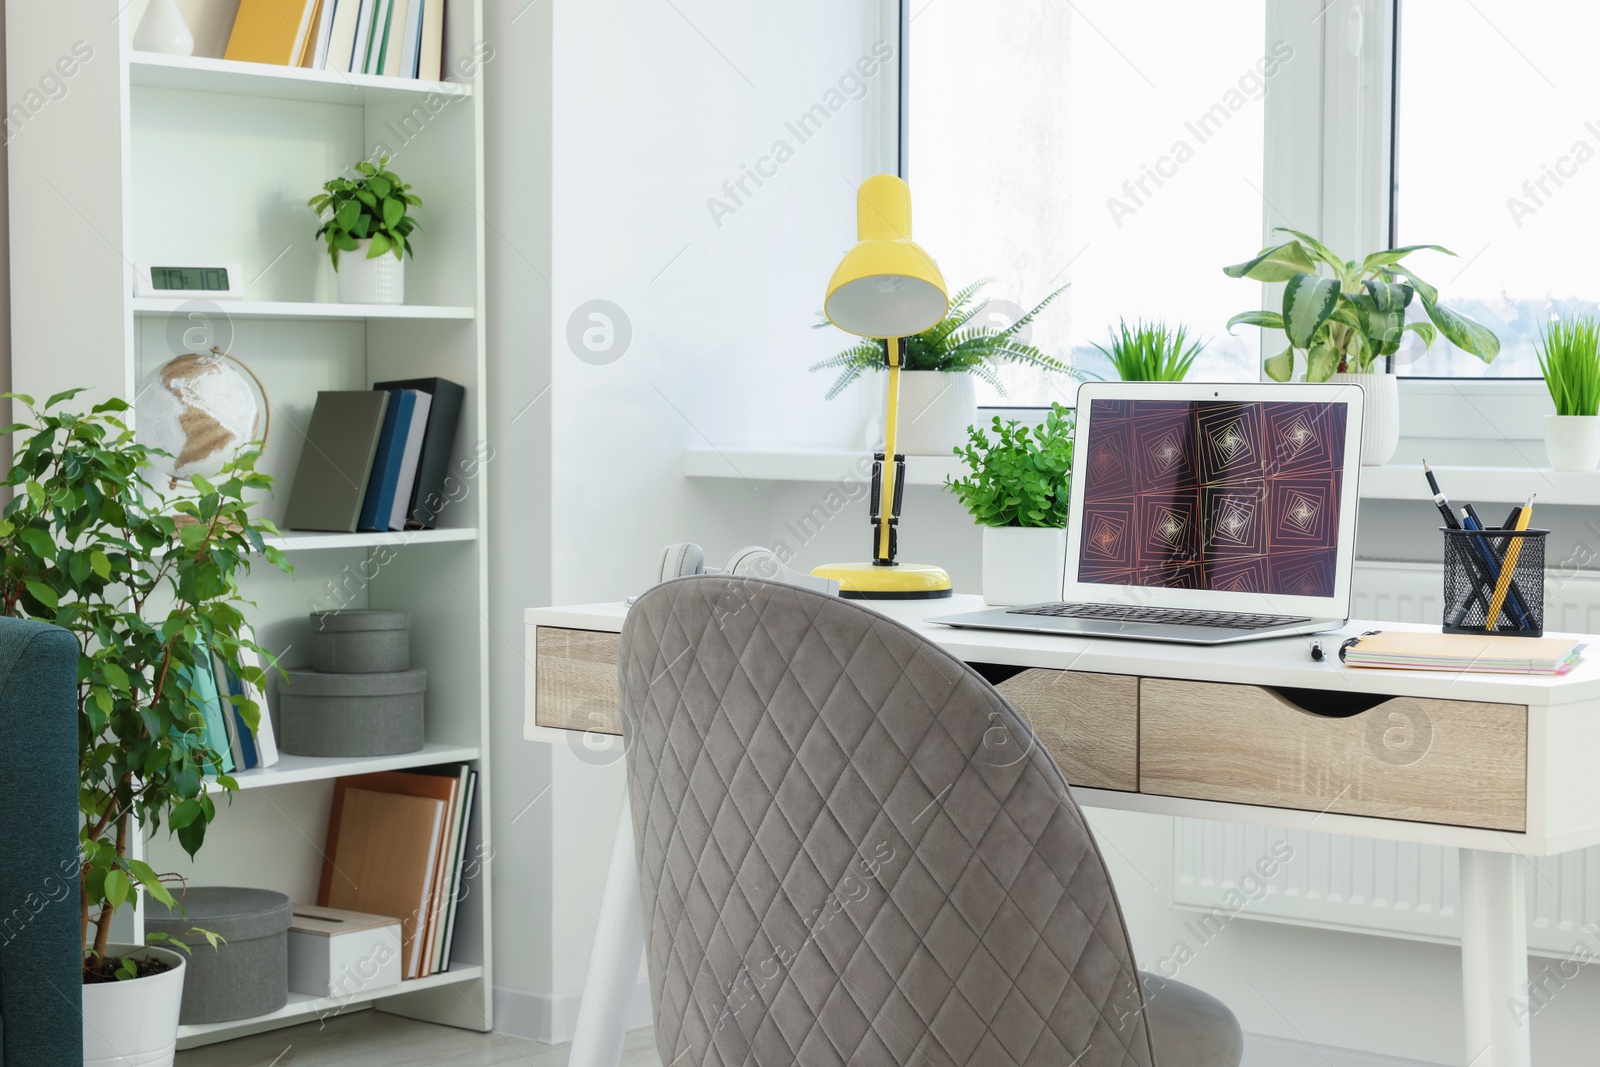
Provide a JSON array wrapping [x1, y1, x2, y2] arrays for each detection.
[[0, 391, 289, 1067], [311, 155, 422, 305], [811, 279, 1080, 455], [1092, 318, 1205, 381], [946, 403, 1074, 606], [1538, 316, 1600, 471], [1223, 228, 1500, 465]]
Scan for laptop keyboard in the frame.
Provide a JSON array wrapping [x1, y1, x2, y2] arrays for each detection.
[[1007, 602, 1310, 630]]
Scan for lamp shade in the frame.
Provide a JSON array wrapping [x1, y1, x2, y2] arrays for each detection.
[[824, 175, 948, 338]]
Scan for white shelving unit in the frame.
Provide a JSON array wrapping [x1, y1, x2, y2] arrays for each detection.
[[6, 1, 492, 1048]]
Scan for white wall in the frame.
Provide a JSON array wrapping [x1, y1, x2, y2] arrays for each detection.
[[488, 0, 901, 1039]]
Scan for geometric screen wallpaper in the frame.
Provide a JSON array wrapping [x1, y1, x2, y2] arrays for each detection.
[[1076, 399, 1348, 597]]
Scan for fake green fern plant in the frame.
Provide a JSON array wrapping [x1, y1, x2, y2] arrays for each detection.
[[810, 279, 1081, 399]]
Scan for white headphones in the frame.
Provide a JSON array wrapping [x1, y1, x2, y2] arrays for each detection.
[[655, 543, 841, 597]]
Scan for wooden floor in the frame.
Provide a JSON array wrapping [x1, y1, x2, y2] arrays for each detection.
[[173, 1012, 662, 1067]]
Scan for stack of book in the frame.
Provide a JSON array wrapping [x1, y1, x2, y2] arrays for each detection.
[[318, 765, 478, 978], [283, 379, 464, 534], [176, 631, 281, 774], [224, 0, 447, 81]]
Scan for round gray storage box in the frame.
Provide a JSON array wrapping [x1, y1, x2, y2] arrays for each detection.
[[146, 887, 291, 1024], [278, 667, 426, 756], [311, 609, 411, 673]]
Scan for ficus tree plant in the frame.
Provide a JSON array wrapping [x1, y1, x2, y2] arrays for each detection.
[[0, 391, 290, 980], [310, 155, 422, 270], [945, 403, 1075, 528], [1223, 228, 1500, 382], [811, 279, 1083, 398]]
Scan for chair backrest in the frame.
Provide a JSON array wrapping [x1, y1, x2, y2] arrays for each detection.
[[619, 576, 1155, 1067]]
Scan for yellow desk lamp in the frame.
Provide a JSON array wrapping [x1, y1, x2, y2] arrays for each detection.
[[812, 174, 953, 600]]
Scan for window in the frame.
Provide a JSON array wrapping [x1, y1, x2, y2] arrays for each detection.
[[906, 1, 1273, 406], [1392, 0, 1600, 378]]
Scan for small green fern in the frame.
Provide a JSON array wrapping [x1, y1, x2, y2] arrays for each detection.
[[809, 279, 1082, 400]]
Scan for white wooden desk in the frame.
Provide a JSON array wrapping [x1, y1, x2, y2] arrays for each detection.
[[525, 594, 1600, 1067]]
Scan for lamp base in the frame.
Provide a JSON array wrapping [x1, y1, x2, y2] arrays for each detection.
[[810, 562, 953, 600]]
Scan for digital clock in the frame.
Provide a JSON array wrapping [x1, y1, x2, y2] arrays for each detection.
[[134, 263, 245, 300]]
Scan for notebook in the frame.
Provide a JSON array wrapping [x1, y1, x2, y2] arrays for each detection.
[[1342, 631, 1584, 675], [282, 390, 392, 532], [337, 770, 461, 976], [319, 785, 446, 978], [357, 389, 417, 532], [224, 0, 319, 66]]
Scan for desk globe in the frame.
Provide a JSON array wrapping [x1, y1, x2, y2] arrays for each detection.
[[135, 348, 268, 488]]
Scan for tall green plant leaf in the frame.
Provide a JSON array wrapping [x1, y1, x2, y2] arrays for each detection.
[[1263, 346, 1295, 382], [1359, 244, 1455, 274], [1282, 273, 1341, 348], [1423, 299, 1501, 362], [1222, 241, 1318, 282]]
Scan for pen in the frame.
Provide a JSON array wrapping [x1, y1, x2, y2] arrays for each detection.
[[1422, 461, 1461, 529], [1501, 505, 1523, 531], [1485, 495, 1536, 630], [1460, 507, 1532, 629]]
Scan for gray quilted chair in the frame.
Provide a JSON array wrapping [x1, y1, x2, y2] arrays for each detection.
[[619, 575, 1243, 1067]]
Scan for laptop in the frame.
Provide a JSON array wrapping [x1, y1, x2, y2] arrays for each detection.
[[929, 381, 1364, 644]]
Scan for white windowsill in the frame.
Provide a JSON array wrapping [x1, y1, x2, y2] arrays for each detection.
[[685, 447, 1600, 507]]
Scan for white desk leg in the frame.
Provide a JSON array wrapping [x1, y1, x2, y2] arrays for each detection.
[[1460, 849, 1531, 1067], [568, 802, 646, 1067]]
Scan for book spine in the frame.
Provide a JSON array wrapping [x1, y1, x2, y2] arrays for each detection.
[[357, 390, 409, 532]]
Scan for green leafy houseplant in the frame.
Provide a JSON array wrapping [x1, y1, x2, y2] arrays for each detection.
[[945, 404, 1075, 527], [0, 391, 290, 980], [1538, 316, 1600, 417], [1223, 228, 1500, 382], [310, 155, 422, 270], [810, 279, 1080, 399], [1092, 319, 1204, 382]]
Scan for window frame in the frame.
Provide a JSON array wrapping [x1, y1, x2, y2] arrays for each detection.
[[900, 0, 1548, 454]]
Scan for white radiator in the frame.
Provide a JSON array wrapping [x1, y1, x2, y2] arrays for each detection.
[[1171, 560, 1600, 956]]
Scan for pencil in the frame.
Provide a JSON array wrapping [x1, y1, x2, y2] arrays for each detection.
[[1484, 494, 1535, 631]]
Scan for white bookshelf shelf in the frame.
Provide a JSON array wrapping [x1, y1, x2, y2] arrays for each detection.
[[130, 52, 472, 107], [209, 743, 483, 793], [270, 528, 478, 552], [132, 298, 475, 322], [175, 965, 485, 1048]]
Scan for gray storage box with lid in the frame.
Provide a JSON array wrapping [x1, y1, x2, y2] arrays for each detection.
[[311, 609, 411, 673], [146, 887, 292, 1024], [278, 667, 427, 756]]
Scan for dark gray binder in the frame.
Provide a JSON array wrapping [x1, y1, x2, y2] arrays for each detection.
[[283, 391, 392, 532]]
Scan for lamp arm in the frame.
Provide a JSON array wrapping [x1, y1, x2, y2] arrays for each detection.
[[872, 338, 902, 566]]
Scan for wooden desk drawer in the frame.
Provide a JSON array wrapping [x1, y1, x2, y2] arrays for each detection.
[[1138, 679, 1527, 831], [535, 627, 622, 735], [995, 669, 1138, 792]]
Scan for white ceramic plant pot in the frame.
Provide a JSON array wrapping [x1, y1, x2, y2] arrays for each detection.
[[1544, 414, 1600, 471], [83, 944, 187, 1067], [982, 525, 1068, 607], [133, 0, 195, 55], [336, 240, 406, 305], [871, 371, 977, 456], [1332, 370, 1399, 466]]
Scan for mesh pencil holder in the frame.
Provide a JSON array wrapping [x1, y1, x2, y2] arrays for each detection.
[[1441, 527, 1548, 637]]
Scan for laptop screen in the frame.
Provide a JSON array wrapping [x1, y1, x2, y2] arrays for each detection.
[[1075, 398, 1349, 598]]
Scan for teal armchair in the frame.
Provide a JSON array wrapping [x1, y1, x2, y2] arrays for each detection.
[[0, 617, 82, 1066]]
